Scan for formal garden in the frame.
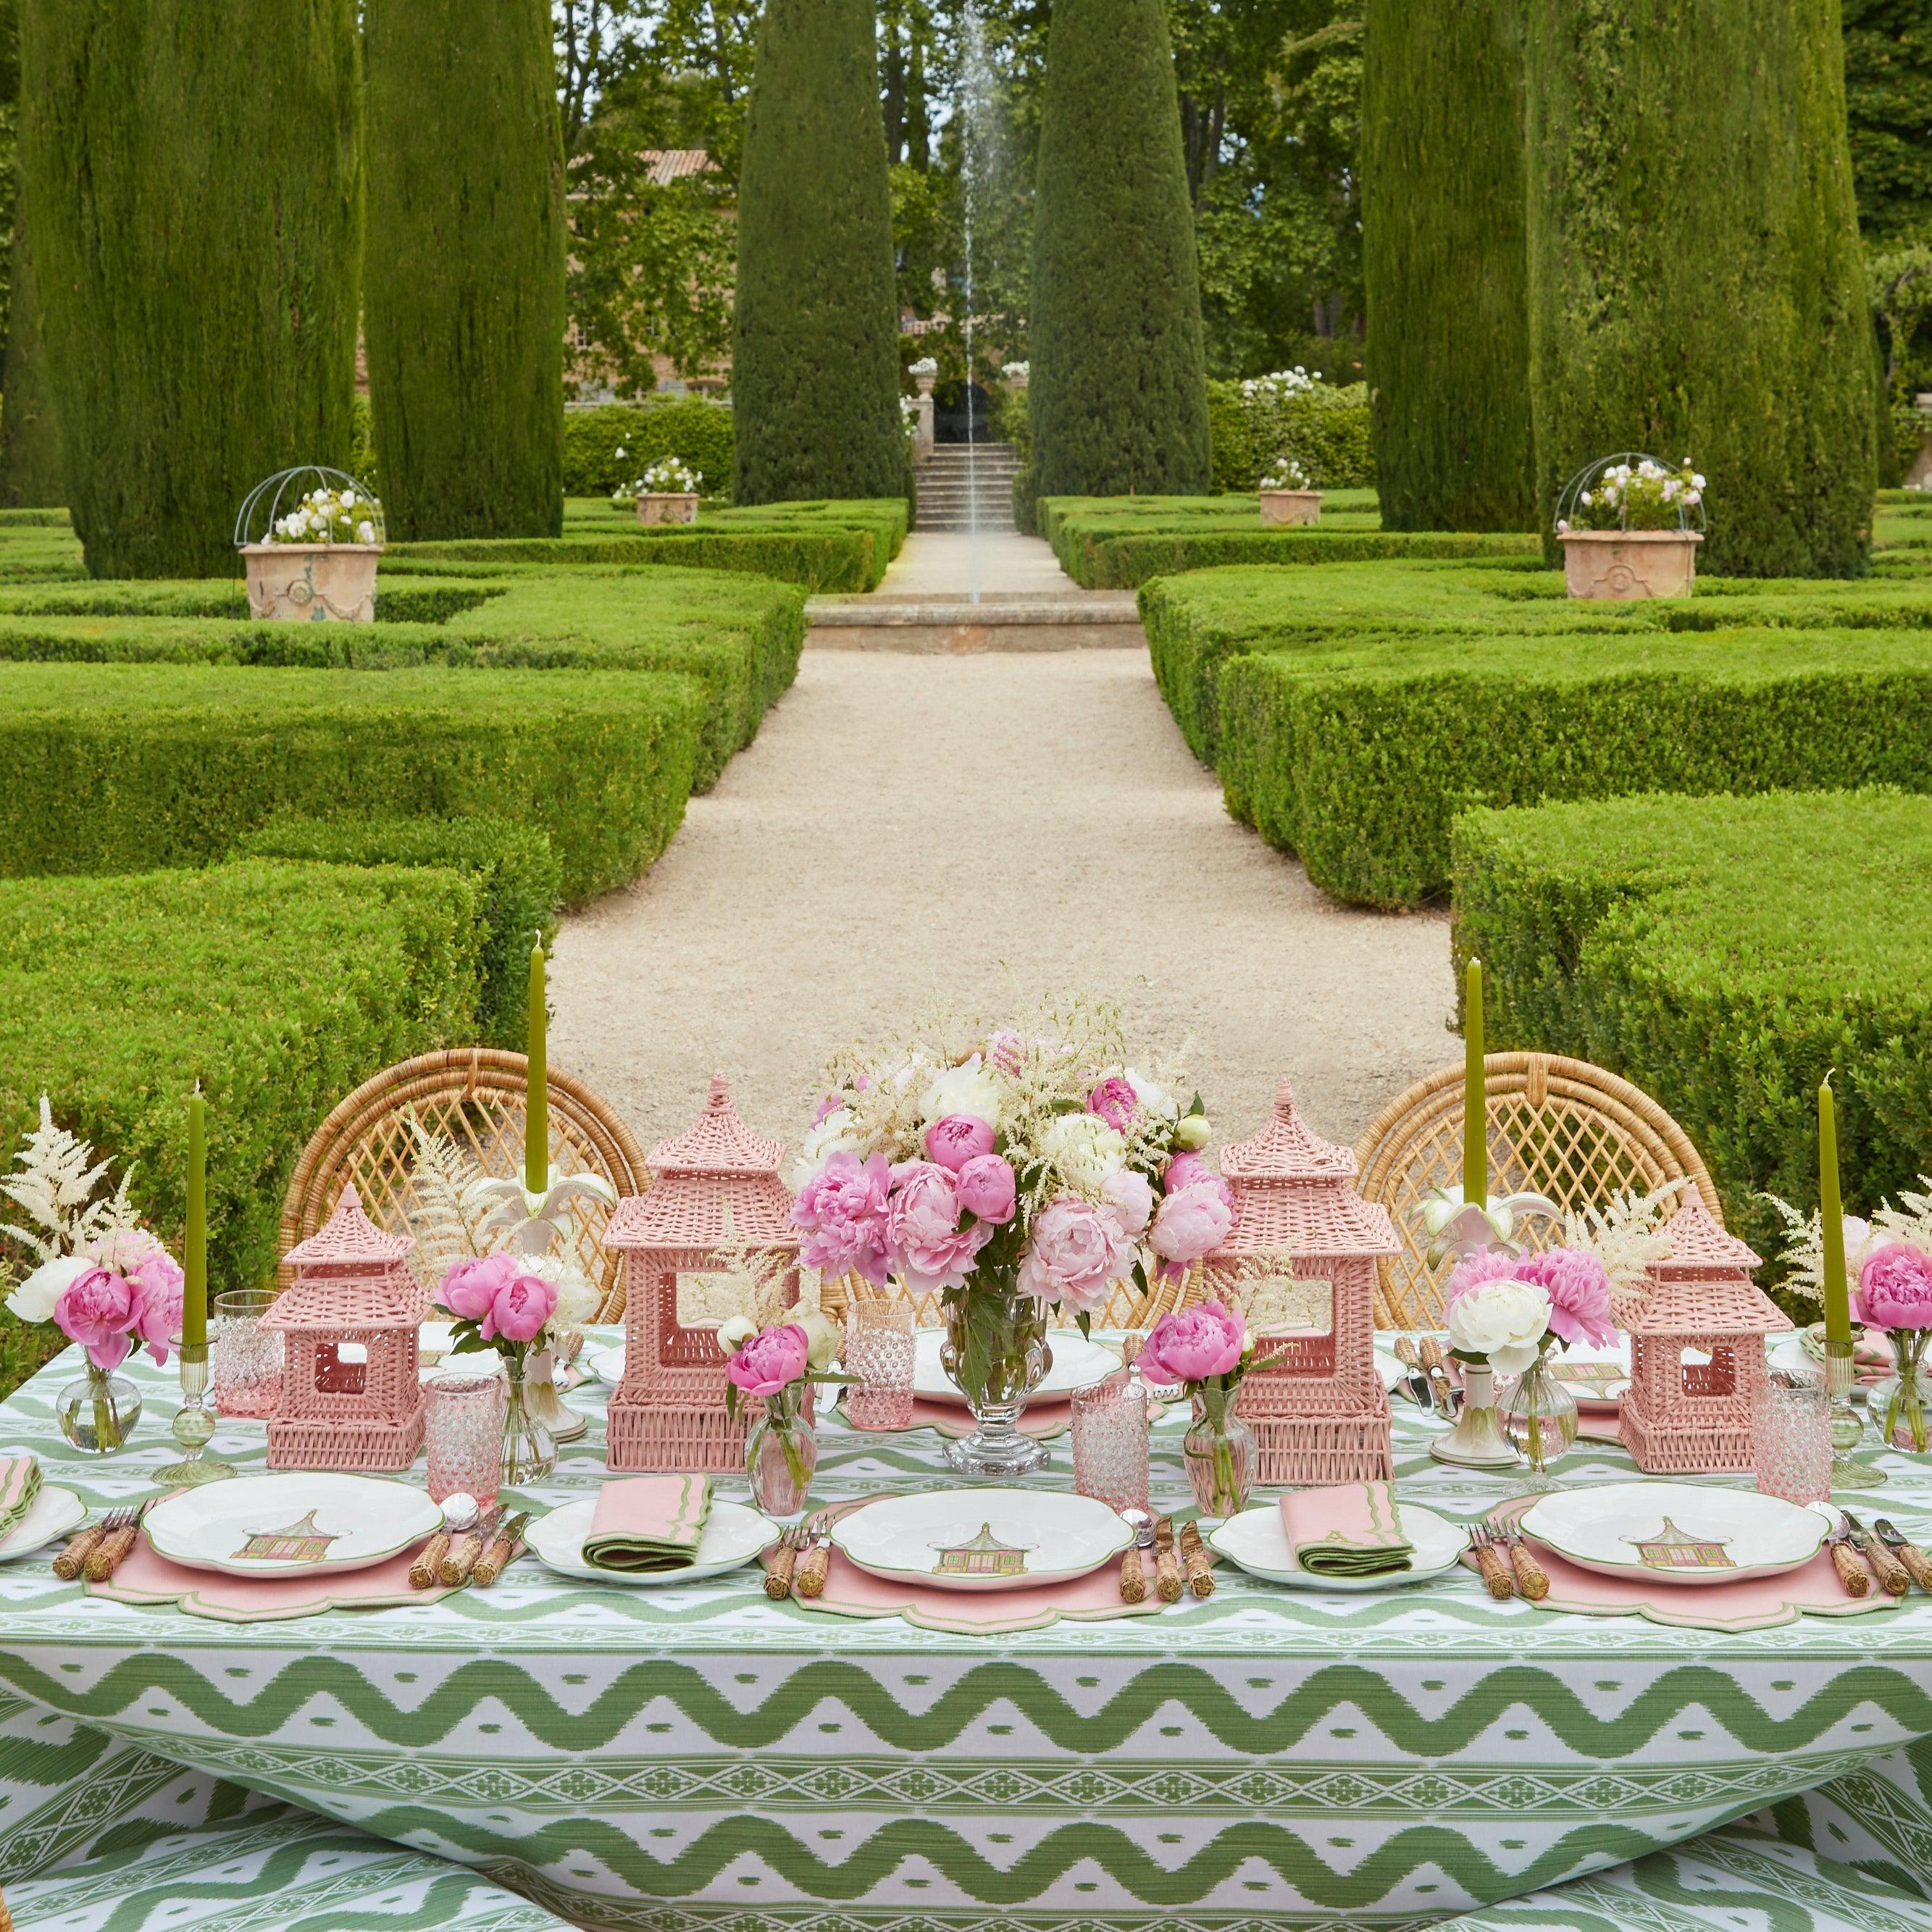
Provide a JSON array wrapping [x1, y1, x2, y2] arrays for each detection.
[[0, 3, 1931, 1931]]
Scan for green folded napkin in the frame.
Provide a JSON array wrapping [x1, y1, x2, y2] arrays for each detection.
[[582, 1475, 713, 1573], [0, 1454, 41, 1544], [1280, 1481, 1415, 1578]]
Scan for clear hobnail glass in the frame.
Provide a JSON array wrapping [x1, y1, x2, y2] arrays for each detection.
[[57, 1360, 142, 1456], [213, 1287, 283, 1418], [940, 1280, 1052, 1478], [1500, 1353, 1579, 1484], [844, 1299, 916, 1431], [1183, 1384, 1253, 1521], [747, 1383, 819, 1517], [1071, 1371, 1150, 1513], [1753, 1379, 1832, 1505], [427, 1372, 506, 1505], [499, 1364, 556, 1489]]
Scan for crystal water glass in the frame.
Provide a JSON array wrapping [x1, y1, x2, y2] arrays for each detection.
[[426, 1372, 506, 1505], [844, 1299, 916, 1431], [1071, 1371, 1150, 1513], [1754, 1379, 1832, 1505], [213, 1287, 283, 1418]]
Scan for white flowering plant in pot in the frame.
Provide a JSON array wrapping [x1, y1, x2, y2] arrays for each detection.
[[1556, 456, 1705, 535], [1259, 459, 1311, 492], [234, 466, 385, 622]]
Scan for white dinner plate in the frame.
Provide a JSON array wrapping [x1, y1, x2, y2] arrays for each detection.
[[145, 1473, 445, 1578], [1208, 1502, 1468, 1592], [1544, 1338, 1633, 1409], [912, 1328, 1118, 1408], [829, 1488, 1134, 1593], [527, 1497, 774, 1585], [0, 1484, 87, 1561], [586, 1345, 627, 1387], [1769, 1334, 1826, 1385], [1519, 1482, 1831, 1586]]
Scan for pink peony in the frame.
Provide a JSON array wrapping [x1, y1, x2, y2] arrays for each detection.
[[1856, 1242, 1932, 1331], [1137, 1300, 1246, 1384], [1101, 1168, 1155, 1238], [1017, 1197, 1135, 1316], [793, 1152, 895, 1287], [1510, 1248, 1615, 1348], [1444, 1248, 1522, 1303], [125, 1247, 185, 1365], [1087, 1077, 1138, 1133], [955, 1152, 1017, 1225], [54, 1266, 135, 1373], [1149, 1179, 1235, 1271], [726, 1322, 811, 1398], [440, 1251, 519, 1323], [889, 1161, 991, 1292], [924, 1113, 997, 1174], [1163, 1150, 1213, 1195], [481, 1270, 557, 1345]]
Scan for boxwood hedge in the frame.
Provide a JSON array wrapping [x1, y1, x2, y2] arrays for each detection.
[[1452, 790, 1932, 1268]]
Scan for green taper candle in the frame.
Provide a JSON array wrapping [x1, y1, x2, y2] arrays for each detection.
[[1463, 957, 1487, 1209], [185, 1088, 206, 1347], [1820, 1073, 1851, 1352], [524, 936, 548, 1194]]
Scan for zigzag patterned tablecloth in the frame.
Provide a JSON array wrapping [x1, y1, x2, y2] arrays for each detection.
[[3, 1335, 1932, 1932]]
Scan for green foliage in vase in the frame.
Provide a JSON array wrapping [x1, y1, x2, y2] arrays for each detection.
[[1360, 0, 1535, 532], [1522, 0, 1878, 577], [363, 0, 566, 540], [1027, 0, 1211, 500], [18, 0, 361, 577], [731, 0, 908, 506]]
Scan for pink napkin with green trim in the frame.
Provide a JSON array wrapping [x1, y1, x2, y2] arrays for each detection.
[[582, 1475, 712, 1573], [1278, 1481, 1413, 1578], [0, 1455, 41, 1543]]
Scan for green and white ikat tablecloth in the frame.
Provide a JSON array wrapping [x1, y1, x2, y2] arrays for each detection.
[[3, 1333, 1932, 1932]]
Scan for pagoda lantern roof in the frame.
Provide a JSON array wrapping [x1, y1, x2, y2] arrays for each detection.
[[1213, 1082, 1398, 1259], [268, 1187, 425, 1329], [606, 1075, 798, 1252], [1655, 1185, 1762, 1274], [283, 1185, 414, 1268]]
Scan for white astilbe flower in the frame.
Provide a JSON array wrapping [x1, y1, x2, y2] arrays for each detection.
[[1559, 1179, 1686, 1291], [1, 1097, 122, 1265], [1873, 1176, 1932, 1253], [403, 1116, 487, 1281], [1762, 1193, 1886, 1308]]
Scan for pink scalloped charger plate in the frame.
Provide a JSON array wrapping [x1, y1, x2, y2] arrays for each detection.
[[88, 1536, 458, 1622]]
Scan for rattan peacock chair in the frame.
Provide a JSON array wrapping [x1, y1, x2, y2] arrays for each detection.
[[1353, 1052, 1719, 1331], [278, 1049, 648, 1319]]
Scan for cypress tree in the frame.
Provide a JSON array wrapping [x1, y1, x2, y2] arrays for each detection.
[[364, 0, 566, 540], [0, 214, 64, 507], [1029, 0, 1211, 501], [1361, 0, 1535, 532], [1524, 0, 1877, 577], [732, 0, 908, 506], [18, 0, 360, 578]]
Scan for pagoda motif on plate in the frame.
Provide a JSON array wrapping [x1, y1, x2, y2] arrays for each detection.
[[603, 1076, 803, 1473], [235, 1510, 340, 1565], [262, 1185, 427, 1471], [1201, 1080, 1400, 1485], [1619, 1185, 1791, 1473], [932, 1525, 1032, 1578], [1623, 1516, 1736, 1573]]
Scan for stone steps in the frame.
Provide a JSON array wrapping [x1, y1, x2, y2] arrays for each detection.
[[915, 443, 1021, 533]]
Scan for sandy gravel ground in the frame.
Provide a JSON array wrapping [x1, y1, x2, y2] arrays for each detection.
[[551, 645, 1453, 1161]]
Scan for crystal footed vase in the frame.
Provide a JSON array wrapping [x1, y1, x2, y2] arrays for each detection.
[[1881, 1328, 1932, 1454], [1183, 1383, 1253, 1521], [499, 1363, 557, 1488], [1500, 1350, 1578, 1486], [57, 1360, 141, 1456], [940, 1279, 1052, 1478], [747, 1383, 819, 1518]]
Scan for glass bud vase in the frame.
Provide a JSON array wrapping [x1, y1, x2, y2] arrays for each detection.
[[499, 1363, 557, 1489], [1500, 1352, 1579, 1485], [57, 1360, 142, 1456], [1881, 1328, 1932, 1453], [1183, 1384, 1253, 1521], [940, 1280, 1052, 1478], [747, 1384, 819, 1518]]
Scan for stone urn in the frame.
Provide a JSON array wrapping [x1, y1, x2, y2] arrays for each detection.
[[636, 493, 699, 527], [1558, 528, 1702, 601], [241, 543, 380, 622], [1260, 489, 1322, 527]]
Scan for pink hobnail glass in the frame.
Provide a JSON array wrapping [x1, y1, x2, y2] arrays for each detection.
[[1754, 1379, 1832, 1506], [426, 1372, 506, 1505], [844, 1299, 916, 1431], [1071, 1371, 1151, 1514], [212, 1289, 283, 1418]]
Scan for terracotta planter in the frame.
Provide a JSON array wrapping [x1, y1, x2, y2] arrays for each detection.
[[636, 493, 699, 527], [1260, 489, 1321, 527], [1559, 528, 1702, 601], [241, 543, 380, 622]]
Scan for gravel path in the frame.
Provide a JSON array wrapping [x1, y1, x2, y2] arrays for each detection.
[[551, 637, 1454, 1161]]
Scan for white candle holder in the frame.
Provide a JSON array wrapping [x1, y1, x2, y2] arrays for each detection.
[[1429, 1362, 1521, 1469]]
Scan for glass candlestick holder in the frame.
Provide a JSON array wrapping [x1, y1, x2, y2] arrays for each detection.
[[1826, 1344, 1885, 1490], [156, 1337, 236, 1486]]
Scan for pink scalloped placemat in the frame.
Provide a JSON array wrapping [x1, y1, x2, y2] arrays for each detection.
[[837, 1393, 1075, 1441], [88, 1536, 460, 1622], [1465, 1494, 1904, 1631]]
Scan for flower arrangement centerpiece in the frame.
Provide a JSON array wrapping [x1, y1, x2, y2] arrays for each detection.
[[1136, 1300, 1276, 1517], [790, 1000, 1223, 1476], [2, 1100, 183, 1453], [1552, 453, 1707, 601], [719, 1309, 848, 1515]]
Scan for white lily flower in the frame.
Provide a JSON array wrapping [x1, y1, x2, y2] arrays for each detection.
[[1421, 1184, 1563, 1263], [464, 1164, 620, 1256]]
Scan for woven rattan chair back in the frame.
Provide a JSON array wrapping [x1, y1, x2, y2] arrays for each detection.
[[829, 1268, 1195, 1334], [279, 1049, 648, 1319], [1354, 1052, 1719, 1331]]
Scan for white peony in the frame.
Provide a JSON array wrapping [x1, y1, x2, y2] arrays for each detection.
[[716, 1313, 758, 1355], [1124, 1067, 1179, 1123], [1040, 1112, 1126, 1194], [4, 1253, 91, 1325], [920, 1056, 1002, 1130], [791, 1106, 865, 1189], [513, 1250, 601, 1333], [1445, 1278, 1552, 1376]]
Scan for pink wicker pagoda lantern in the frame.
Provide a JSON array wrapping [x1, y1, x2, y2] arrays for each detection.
[[604, 1075, 801, 1473], [1620, 1185, 1791, 1473], [263, 1185, 427, 1471], [1202, 1080, 1400, 1485]]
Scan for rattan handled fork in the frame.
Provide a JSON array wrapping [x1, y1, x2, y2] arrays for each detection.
[[53, 1507, 130, 1581]]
